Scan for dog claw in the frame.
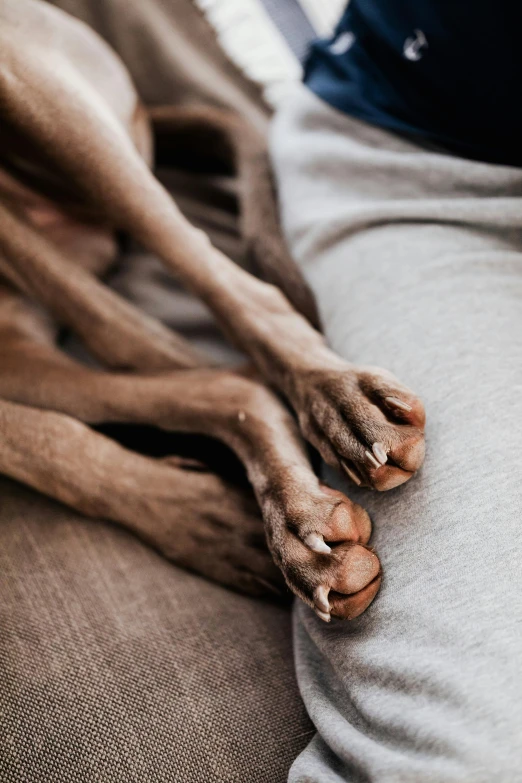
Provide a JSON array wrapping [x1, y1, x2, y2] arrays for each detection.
[[315, 608, 331, 623], [314, 585, 330, 614], [372, 442, 388, 465], [385, 396, 412, 412], [365, 450, 382, 470], [341, 461, 362, 486], [305, 532, 331, 554]]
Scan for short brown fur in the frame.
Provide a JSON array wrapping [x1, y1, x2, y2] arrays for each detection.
[[0, 0, 426, 621]]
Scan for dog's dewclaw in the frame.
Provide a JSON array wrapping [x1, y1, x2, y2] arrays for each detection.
[[304, 532, 332, 554]]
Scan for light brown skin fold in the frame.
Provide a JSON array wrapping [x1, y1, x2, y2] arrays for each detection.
[[0, 0, 426, 621]]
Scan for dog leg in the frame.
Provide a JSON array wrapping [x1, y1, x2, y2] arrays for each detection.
[[0, 49, 425, 489], [0, 206, 204, 372], [0, 310, 381, 620], [150, 105, 321, 329], [0, 395, 281, 597]]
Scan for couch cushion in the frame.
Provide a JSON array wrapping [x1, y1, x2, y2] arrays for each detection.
[[0, 478, 313, 782]]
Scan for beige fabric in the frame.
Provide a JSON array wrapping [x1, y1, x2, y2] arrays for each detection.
[[0, 478, 312, 782], [0, 2, 312, 780]]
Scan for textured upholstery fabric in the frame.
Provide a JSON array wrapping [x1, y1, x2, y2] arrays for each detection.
[[0, 479, 312, 782]]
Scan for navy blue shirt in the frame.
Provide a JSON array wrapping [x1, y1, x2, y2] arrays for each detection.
[[304, 2, 522, 167]]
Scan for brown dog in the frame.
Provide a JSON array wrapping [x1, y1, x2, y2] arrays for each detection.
[[0, 0, 426, 622]]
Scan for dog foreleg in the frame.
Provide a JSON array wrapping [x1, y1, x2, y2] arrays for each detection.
[[0, 394, 280, 596], [0, 301, 381, 621], [0, 53, 426, 491], [0, 50, 325, 373], [150, 105, 321, 329]]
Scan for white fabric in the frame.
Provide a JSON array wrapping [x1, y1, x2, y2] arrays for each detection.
[[193, 0, 344, 106]]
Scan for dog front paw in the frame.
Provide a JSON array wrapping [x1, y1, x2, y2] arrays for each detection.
[[263, 478, 381, 621], [288, 361, 426, 491]]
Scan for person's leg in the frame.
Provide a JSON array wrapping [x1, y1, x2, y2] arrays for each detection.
[[271, 84, 522, 782]]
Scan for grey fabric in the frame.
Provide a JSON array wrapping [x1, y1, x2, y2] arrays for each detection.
[[271, 83, 522, 782], [0, 478, 313, 782], [258, 0, 316, 61]]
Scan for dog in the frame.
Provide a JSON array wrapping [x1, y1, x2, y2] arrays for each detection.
[[0, 0, 426, 622]]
